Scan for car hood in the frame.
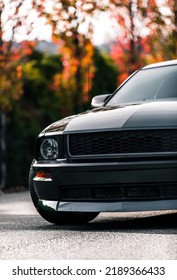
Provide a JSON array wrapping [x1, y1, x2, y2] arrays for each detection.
[[43, 100, 177, 134]]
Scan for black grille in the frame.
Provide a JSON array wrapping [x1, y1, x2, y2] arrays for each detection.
[[60, 182, 177, 202], [68, 129, 177, 157]]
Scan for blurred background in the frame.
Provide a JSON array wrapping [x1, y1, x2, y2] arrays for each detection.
[[0, 0, 176, 190]]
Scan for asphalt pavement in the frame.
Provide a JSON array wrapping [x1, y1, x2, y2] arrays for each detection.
[[0, 191, 177, 259]]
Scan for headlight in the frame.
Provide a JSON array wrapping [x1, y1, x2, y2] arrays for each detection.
[[40, 138, 58, 160]]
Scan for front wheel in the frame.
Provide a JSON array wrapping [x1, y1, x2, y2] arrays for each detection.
[[29, 161, 99, 225]]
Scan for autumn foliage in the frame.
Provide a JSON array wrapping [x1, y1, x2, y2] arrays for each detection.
[[1, 0, 177, 188], [0, 0, 35, 112], [33, 0, 106, 113], [109, 0, 177, 83]]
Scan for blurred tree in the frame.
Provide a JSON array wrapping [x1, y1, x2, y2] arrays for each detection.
[[90, 48, 119, 99], [6, 51, 63, 187], [33, 0, 107, 114], [7, 47, 119, 188], [23, 51, 63, 122], [158, 0, 177, 59], [0, 0, 35, 189], [168, 0, 177, 57], [130, 0, 177, 62], [109, 0, 164, 83]]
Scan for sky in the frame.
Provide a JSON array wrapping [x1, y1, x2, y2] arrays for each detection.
[[2, 0, 118, 46], [30, 1, 170, 46], [91, 13, 118, 45], [2, 0, 170, 46], [23, 11, 118, 46]]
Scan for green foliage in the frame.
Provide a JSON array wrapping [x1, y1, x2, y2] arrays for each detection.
[[90, 48, 119, 99], [23, 51, 63, 123], [6, 51, 63, 187]]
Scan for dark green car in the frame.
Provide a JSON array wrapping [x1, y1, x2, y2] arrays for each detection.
[[29, 59, 177, 224]]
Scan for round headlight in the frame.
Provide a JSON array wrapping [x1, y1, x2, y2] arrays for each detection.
[[40, 138, 58, 159]]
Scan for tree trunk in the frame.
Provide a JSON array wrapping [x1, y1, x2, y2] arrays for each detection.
[[173, 0, 177, 57], [73, 32, 83, 113], [128, 0, 136, 73], [0, 112, 6, 189]]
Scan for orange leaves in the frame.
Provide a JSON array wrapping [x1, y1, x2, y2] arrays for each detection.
[[58, 38, 94, 95], [109, 0, 174, 84], [0, 41, 34, 67], [60, 44, 77, 83], [52, 33, 60, 45], [118, 15, 125, 26], [32, 0, 100, 112], [0, 46, 33, 112], [148, 0, 157, 8], [50, 73, 61, 92], [16, 65, 22, 78], [0, 0, 38, 111], [50, 35, 95, 110], [0, 59, 23, 112], [81, 41, 94, 67], [118, 73, 128, 84]]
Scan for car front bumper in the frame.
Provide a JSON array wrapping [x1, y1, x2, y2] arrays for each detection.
[[33, 159, 177, 212], [37, 198, 177, 212]]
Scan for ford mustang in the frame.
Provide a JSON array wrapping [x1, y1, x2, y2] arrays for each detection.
[[29, 59, 177, 224]]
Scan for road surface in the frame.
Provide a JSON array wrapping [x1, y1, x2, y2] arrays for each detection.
[[0, 191, 177, 259]]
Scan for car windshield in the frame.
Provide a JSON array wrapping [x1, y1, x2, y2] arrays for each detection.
[[107, 65, 177, 106]]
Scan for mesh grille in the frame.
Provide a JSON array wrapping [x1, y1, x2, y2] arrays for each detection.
[[60, 183, 177, 202], [68, 129, 177, 157]]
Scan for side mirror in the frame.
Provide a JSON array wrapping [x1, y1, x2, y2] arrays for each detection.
[[91, 94, 111, 108]]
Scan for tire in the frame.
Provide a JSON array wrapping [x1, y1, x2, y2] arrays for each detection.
[[29, 161, 99, 225]]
